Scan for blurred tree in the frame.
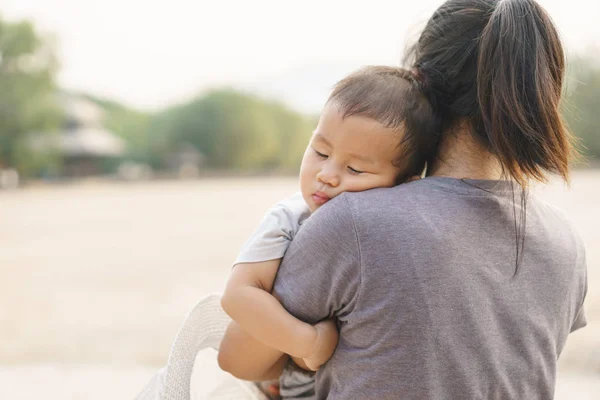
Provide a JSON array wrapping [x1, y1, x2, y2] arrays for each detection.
[[176, 89, 280, 169], [149, 89, 314, 171], [0, 16, 62, 176], [564, 54, 600, 162], [266, 101, 314, 170]]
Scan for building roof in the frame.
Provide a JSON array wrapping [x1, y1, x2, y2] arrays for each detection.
[[30, 127, 126, 157], [29, 93, 126, 157]]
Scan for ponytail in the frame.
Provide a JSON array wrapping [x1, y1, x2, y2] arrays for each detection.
[[477, 0, 575, 186], [407, 0, 578, 186]]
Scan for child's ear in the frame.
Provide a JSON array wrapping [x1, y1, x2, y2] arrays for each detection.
[[406, 175, 422, 183]]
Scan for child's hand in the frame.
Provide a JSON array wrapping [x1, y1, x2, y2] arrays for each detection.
[[303, 319, 339, 371]]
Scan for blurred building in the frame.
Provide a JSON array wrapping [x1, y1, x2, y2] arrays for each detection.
[[30, 94, 126, 177]]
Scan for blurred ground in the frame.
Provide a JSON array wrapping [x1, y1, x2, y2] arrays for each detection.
[[0, 173, 598, 399]]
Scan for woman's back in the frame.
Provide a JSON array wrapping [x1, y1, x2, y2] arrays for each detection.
[[272, 1, 587, 398], [274, 177, 586, 399]]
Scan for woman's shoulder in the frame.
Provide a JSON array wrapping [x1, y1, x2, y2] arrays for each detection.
[[529, 194, 585, 252], [341, 179, 446, 213]]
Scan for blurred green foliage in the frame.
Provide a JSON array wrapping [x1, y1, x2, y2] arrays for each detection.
[[0, 15, 62, 176], [564, 55, 600, 163], [88, 89, 314, 173], [148, 89, 313, 170]]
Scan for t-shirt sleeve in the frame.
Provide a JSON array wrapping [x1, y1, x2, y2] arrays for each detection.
[[273, 194, 361, 324], [570, 238, 588, 332], [234, 193, 310, 265], [571, 304, 587, 332]]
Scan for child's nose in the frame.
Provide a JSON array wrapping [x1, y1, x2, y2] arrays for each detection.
[[317, 167, 340, 187]]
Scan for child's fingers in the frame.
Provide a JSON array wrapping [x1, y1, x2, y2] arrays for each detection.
[[267, 383, 280, 396]]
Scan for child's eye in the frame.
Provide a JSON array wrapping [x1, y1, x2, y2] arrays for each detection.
[[348, 166, 364, 175], [314, 149, 328, 159]]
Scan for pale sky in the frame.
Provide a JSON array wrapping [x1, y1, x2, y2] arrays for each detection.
[[3, 0, 600, 112]]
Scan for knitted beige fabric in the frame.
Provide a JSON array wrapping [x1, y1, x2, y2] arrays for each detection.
[[135, 293, 267, 400]]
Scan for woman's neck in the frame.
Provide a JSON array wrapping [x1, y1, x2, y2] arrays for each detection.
[[428, 121, 505, 180]]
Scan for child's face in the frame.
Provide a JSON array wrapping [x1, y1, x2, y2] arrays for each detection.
[[300, 103, 403, 212]]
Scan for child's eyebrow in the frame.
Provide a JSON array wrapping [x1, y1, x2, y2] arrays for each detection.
[[312, 132, 331, 146]]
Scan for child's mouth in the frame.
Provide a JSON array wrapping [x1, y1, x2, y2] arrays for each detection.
[[312, 191, 330, 206]]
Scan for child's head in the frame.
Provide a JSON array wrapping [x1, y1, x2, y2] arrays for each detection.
[[300, 66, 437, 211]]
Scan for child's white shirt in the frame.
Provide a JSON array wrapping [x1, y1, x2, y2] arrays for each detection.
[[234, 192, 311, 265]]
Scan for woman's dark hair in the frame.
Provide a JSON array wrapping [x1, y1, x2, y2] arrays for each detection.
[[328, 66, 438, 183], [406, 0, 578, 186]]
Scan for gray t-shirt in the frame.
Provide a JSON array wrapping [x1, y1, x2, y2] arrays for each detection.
[[273, 177, 587, 400]]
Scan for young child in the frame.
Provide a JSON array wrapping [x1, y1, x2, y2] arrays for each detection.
[[218, 66, 437, 399]]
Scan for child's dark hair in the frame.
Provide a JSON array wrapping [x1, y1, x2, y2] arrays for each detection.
[[327, 66, 438, 183], [405, 0, 578, 186]]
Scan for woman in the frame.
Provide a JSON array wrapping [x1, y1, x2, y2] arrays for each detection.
[[221, 0, 588, 399]]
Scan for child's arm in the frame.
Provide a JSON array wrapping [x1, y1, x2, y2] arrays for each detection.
[[219, 258, 340, 379], [220, 258, 319, 360], [218, 319, 289, 381], [219, 194, 338, 378]]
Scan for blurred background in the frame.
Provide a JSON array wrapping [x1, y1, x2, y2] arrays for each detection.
[[0, 0, 598, 398]]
